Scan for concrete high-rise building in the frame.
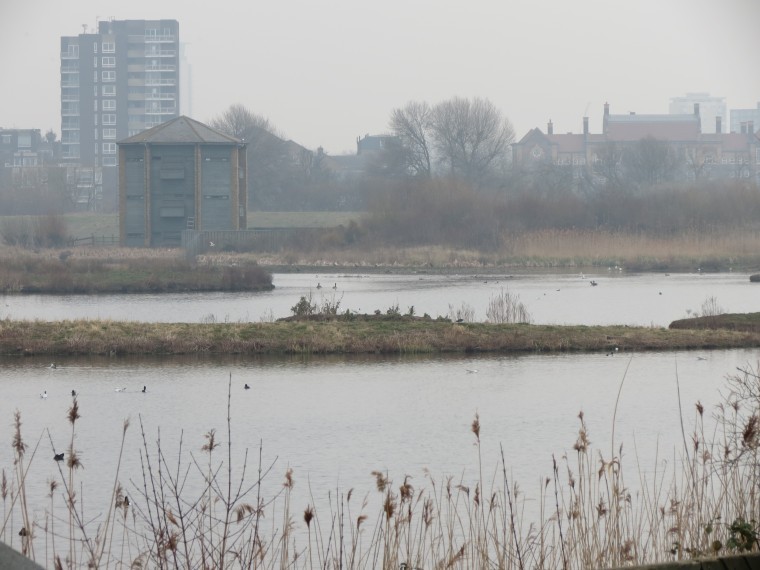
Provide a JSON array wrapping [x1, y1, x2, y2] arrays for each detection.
[[669, 93, 726, 134], [60, 19, 180, 168]]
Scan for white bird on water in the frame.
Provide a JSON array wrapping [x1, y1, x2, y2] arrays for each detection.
[[40, 390, 48, 399], [115, 387, 126, 393]]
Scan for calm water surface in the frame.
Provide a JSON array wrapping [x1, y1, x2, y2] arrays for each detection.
[[2, 271, 759, 535], [1, 349, 757, 526], [1, 270, 758, 325]]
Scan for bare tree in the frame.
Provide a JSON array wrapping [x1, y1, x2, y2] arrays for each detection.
[[429, 97, 515, 186], [388, 101, 433, 177], [210, 104, 319, 209], [622, 137, 682, 188], [684, 147, 712, 181], [591, 142, 624, 189], [209, 103, 273, 141]]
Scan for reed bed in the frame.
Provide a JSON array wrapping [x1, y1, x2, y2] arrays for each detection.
[[3, 226, 760, 277], [505, 229, 760, 270], [250, 229, 760, 272], [0, 246, 272, 294], [1, 366, 759, 569]]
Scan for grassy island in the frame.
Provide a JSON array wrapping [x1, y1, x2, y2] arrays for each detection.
[[0, 247, 272, 294], [1, 314, 759, 357]]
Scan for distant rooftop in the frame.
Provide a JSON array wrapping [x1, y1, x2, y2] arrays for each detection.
[[119, 116, 242, 145], [605, 112, 701, 141], [607, 113, 698, 123]]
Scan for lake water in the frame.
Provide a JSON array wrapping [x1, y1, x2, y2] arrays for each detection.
[[1, 348, 757, 546], [1, 270, 758, 326], [1, 271, 759, 563]]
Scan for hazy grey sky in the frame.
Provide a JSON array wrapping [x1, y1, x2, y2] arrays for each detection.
[[2, 0, 759, 154]]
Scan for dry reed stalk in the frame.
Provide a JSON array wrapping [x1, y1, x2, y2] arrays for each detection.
[[4, 365, 760, 568]]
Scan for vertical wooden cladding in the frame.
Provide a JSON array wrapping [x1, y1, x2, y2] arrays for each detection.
[[120, 145, 149, 247], [199, 145, 237, 231], [230, 146, 239, 230], [238, 145, 248, 229], [149, 144, 195, 246], [118, 146, 126, 246]]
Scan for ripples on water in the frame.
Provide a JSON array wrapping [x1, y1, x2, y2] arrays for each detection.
[[1, 349, 756, 531]]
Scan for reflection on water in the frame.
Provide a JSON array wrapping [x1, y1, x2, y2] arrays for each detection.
[[2, 271, 759, 325], [1, 349, 756, 529]]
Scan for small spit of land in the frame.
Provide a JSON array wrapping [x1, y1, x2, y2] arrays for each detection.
[[2, 313, 760, 357], [0, 246, 273, 294]]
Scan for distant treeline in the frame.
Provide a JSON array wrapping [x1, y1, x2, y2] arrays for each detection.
[[361, 178, 760, 250]]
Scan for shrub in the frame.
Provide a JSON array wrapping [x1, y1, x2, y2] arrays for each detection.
[[291, 294, 317, 317], [486, 288, 531, 324], [700, 295, 724, 318], [448, 301, 475, 322]]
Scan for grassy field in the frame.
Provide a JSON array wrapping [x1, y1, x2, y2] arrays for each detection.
[[16, 211, 366, 238], [247, 210, 366, 229]]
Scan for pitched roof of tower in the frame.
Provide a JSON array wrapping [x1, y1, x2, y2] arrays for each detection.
[[118, 116, 243, 145]]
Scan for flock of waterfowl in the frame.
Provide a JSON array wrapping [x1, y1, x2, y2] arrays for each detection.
[[41, 367, 147, 399]]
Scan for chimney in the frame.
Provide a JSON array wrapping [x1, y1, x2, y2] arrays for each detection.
[[604, 102, 609, 117], [547, 120, 553, 135], [694, 102, 700, 116], [716, 116, 722, 134], [583, 116, 589, 135]]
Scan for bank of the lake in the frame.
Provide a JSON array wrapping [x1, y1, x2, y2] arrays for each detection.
[[0, 249, 273, 294], [2, 315, 759, 357]]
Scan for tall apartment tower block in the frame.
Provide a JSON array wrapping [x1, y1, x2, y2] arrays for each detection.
[[60, 19, 180, 168]]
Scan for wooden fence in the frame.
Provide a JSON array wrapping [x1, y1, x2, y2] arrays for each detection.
[[66, 228, 333, 252], [181, 228, 330, 256], [69, 234, 119, 247]]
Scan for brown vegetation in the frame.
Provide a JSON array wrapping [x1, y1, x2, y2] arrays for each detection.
[[0, 246, 272, 294], [359, 179, 760, 268], [670, 312, 760, 333], [1, 213, 69, 248], [2, 365, 759, 568], [1, 316, 759, 357]]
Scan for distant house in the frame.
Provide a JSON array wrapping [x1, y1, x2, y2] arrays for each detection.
[[512, 103, 760, 186], [118, 116, 247, 247], [0, 128, 71, 203], [356, 134, 397, 154], [0, 128, 46, 168], [322, 133, 402, 179]]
